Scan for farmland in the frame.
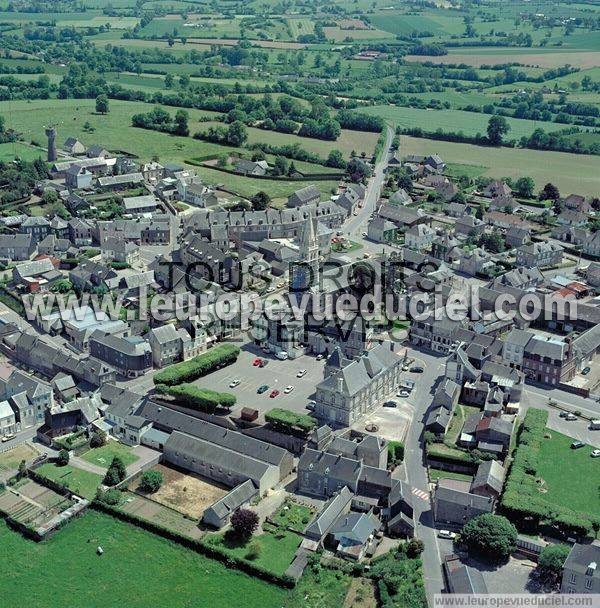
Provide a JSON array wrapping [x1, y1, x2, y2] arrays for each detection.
[[0, 511, 290, 608], [399, 135, 600, 197]]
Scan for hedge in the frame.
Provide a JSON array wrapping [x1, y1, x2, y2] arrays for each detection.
[[500, 408, 595, 538], [155, 383, 236, 413], [265, 408, 316, 434], [90, 500, 295, 588], [153, 343, 240, 386]]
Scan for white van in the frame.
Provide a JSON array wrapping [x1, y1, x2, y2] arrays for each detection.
[[275, 351, 288, 360]]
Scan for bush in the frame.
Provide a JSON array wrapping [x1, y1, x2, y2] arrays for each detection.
[[461, 514, 517, 562], [96, 487, 122, 506], [139, 470, 164, 493], [230, 508, 259, 539], [265, 408, 316, 434], [57, 449, 70, 466], [388, 441, 404, 464], [153, 344, 240, 386], [245, 540, 261, 561], [155, 383, 236, 414], [103, 456, 127, 486], [89, 432, 106, 448], [539, 544, 570, 577]]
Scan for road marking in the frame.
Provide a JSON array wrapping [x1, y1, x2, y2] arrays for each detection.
[[411, 487, 430, 502]]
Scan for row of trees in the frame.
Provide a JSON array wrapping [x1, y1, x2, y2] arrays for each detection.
[[131, 106, 190, 136], [155, 383, 236, 414]]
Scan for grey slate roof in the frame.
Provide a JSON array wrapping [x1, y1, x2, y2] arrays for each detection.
[[298, 448, 362, 487], [304, 486, 353, 540], [138, 401, 289, 468], [331, 511, 379, 544], [205, 479, 258, 521], [471, 460, 506, 495]]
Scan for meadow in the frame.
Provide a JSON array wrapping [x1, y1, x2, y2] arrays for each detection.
[[359, 105, 568, 141], [399, 135, 600, 197], [0, 511, 290, 608]]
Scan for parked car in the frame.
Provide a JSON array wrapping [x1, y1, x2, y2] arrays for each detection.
[[589, 419, 600, 430], [559, 411, 569, 418], [259, 359, 269, 368], [307, 402, 315, 411], [275, 351, 288, 361], [269, 389, 280, 398], [438, 530, 457, 540], [397, 390, 410, 398], [257, 384, 269, 394], [252, 358, 262, 366], [571, 440, 585, 449], [565, 413, 578, 421], [229, 379, 241, 388], [297, 369, 307, 378], [316, 354, 324, 361], [582, 367, 591, 375], [284, 385, 294, 394], [383, 400, 398, 408], [410, 366, 424, 373], [591, 450, 600, 458], [1, 433, 15, 443]]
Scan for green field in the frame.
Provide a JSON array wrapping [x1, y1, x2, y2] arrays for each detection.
[[0, 142, 45, 163], [205, 526, 301, 576], [0, 511, 290, 608], [80, 442, 139, 469], [400, 135, 600, 197], [537, 429, 600, 518], [35, 463, 102, 500], [360, 105, 567, 140]]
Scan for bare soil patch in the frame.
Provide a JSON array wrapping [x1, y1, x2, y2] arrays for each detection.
[[132, 463, 228, 518]]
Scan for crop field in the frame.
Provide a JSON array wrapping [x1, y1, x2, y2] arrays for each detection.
[[360, 105, 568, 140], [400, 135, 600, 197], [0, 511, 290, 608], [406, 49, 600, 69], [0, 442, 39, 474]]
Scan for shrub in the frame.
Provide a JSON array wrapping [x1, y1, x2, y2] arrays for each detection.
[[155, 383, 236, 413], [57, 449, 70, 466], [96, 487, 122, 506], [230, 508, 259, 539], [265, 408, 316, 434], [245, 540, 261, 561], [153, 344, 240, 386], [89, 432, 106, 448], [139, 470, 164, 493]]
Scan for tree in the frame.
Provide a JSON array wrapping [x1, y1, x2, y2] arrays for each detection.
[[346, 157, 372, 183], [95, 94, 109, 115], [89, 432, 106, 448], [173, 109, 189, 136], [514, 176, 535, 199], [139, 470, 164, 493], [251, 191, 271, 210], [230, 508, 259, 539], [103, 455, 126, 486], [57, 449, 70, 466], [17, 459, 27, 480], [539, 182, 560, 202], [538, 544, 570, 583], [406, 538, 424, 558], [487, 115, 510, 146], [164, 74, 174, 88], [226, 121, 247, 147], [326, 149, 345, 169], [460, 514, 517, 562]]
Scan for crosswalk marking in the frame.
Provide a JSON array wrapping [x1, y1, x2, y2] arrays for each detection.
[[411, 487, 430, 502]]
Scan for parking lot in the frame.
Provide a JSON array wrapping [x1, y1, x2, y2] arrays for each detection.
[[546, 409, 600, 448], [192, 343, 326, 418]]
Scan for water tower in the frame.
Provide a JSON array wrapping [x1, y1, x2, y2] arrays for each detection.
[[45, 125, 57, 162]]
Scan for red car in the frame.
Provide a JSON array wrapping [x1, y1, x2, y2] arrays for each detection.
[[269, 389, 280, 398], [253, 358, 262, 366]]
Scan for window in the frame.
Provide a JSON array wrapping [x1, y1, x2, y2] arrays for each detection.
[[570, 573, 577, 584], [585, 578, 593, 590]]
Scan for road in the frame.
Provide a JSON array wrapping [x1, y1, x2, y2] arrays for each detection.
[[343, 126, 394, 240], [400, 346, 448, 604]]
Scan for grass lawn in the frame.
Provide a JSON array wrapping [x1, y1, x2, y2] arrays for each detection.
[[429, 469, 473, 483], [35, 462, 102, 500], [445, 162, 487, 180], [0, 142, 45, 163], [204, 525, 301, 576], [537, 429, 600, 518], [80, 442, 139, 469], [286, 561, 351, 608], [271, 499, 314, 533], [0, 511, 289, 608], [400, 135, 600, 198]]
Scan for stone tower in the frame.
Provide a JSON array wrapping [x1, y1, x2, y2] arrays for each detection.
[[45, 126, 57, 162], [292, 216, 319, 291]]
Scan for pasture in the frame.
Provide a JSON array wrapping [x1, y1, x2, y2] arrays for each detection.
[[0, 511, 289, 608], [399, 135, 600, 197]]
